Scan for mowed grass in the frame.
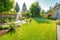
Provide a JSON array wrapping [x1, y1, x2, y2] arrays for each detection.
[[0, 18, 56, 40]]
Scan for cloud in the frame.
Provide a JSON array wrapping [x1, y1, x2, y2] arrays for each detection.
[[39, 1, 49, 12], [15, 0, 37, 11]]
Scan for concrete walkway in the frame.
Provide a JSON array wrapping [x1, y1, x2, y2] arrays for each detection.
[[57, 25, 60, 40]]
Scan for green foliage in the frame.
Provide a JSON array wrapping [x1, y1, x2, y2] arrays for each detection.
[[25, 11, 31, 18], [0, 25, 2, 30], [15, 2, 20, 12], [22, 3, 27, 12], [0, 18, 2, 23], [0, 0, 14, 13], [47, 10, 54, 14], [9, 23, 15, 30], [3, 17, 9, 23], [30, 2, 41, 17], [47, 7, 54, 14], [0, 25, 8, 30], [40, 10, 46, 18], [2, 25, 9, 29], [2, 16, 15, 23], [2, 11, 17, 14], [8, 16, 15, 21], [49, 16, 54, 19], [40, 10, 46, 14], [0, 18, 56, 40]]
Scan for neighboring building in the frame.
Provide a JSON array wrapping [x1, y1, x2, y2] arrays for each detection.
[[53, 3, 60, 19]]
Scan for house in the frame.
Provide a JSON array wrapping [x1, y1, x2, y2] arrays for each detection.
[[53, 3, 60, 19]]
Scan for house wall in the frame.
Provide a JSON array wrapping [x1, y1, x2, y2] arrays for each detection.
[[54, 8, 60, 19], [58, 8, 60, 19], [54, 9, 58, 19]]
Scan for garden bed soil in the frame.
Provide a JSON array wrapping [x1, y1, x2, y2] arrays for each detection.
[[0, 29, 9, 36], [0, 26, 20, 36]]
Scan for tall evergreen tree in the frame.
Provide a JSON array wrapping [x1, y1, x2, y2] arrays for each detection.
[[22, 3, 27, 12], [15, 2, 20, 12]]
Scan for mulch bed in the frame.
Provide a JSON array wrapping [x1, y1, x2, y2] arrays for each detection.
[[0, 26, 20, 37], [0, 29, 9, 36]]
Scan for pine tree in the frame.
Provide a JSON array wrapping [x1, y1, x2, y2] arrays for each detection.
[[22, 3, 27, 12], [15, 2, 20, 12]]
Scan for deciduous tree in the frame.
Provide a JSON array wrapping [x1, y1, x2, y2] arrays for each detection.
[[30, 2, 41, 17]]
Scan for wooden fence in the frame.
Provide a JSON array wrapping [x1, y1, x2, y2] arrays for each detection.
[[0, 14, 17, 19]]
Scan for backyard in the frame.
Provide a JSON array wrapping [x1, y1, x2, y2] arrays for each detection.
[[0, 18, 56, 40], [0, 0, 60, 40]]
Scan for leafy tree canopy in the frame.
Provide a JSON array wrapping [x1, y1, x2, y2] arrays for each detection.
[[30, 2, 41, 17], [0, 0, 14, 13]]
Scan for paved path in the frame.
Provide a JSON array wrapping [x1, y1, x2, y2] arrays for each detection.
[[57, 25, 60, 40]]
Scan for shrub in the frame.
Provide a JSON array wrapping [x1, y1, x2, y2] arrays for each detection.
[[4, 18, 9, 23], [49, 16, 54, 20], [0, 25, 2, 30], [2, 17, 9, 23], [8, 16, 15, 21], [47, 14, 52, 19], [2, 25, 9, 29], [2, 16, 15, 23], [9, 23, 15, 30], [22, 17, 25, 20]]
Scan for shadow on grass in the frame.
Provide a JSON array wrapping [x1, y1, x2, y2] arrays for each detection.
[[33, 17, 51, 24], [7, 29, 16, 36]]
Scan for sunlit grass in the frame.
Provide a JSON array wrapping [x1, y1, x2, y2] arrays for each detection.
[[0, 18, 56, 40]]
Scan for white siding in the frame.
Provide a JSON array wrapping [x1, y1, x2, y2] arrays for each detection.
[[54, 9, 58, 19], [54, 8, 60, 19], [58, 8, 60, 19]]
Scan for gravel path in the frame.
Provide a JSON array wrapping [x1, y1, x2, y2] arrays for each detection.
[[57, 25, 60, 40]]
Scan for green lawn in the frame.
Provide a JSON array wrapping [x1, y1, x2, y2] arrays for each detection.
[[0, 18, 56, 40]]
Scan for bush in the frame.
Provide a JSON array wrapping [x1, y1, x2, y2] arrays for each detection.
[[22, 17, 25, 20], [9, 23, 15, 30], [0, 25, 2, 30], [2, 16, 15, 23], [2, 17, 9, 23], [4, 18, 9, 23], [49, 16, 54, 19], [0, 24, 9, 30], [2, 25, 9, 29], [8, 16, 15, 21], [47, 14, 52, 19]]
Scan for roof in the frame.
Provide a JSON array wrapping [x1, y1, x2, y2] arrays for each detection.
[[53, 3, 60, 10]]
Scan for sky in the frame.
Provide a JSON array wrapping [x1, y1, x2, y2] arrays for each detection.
[[39, 0, 60, 11], [15, 0, 60, 11]]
